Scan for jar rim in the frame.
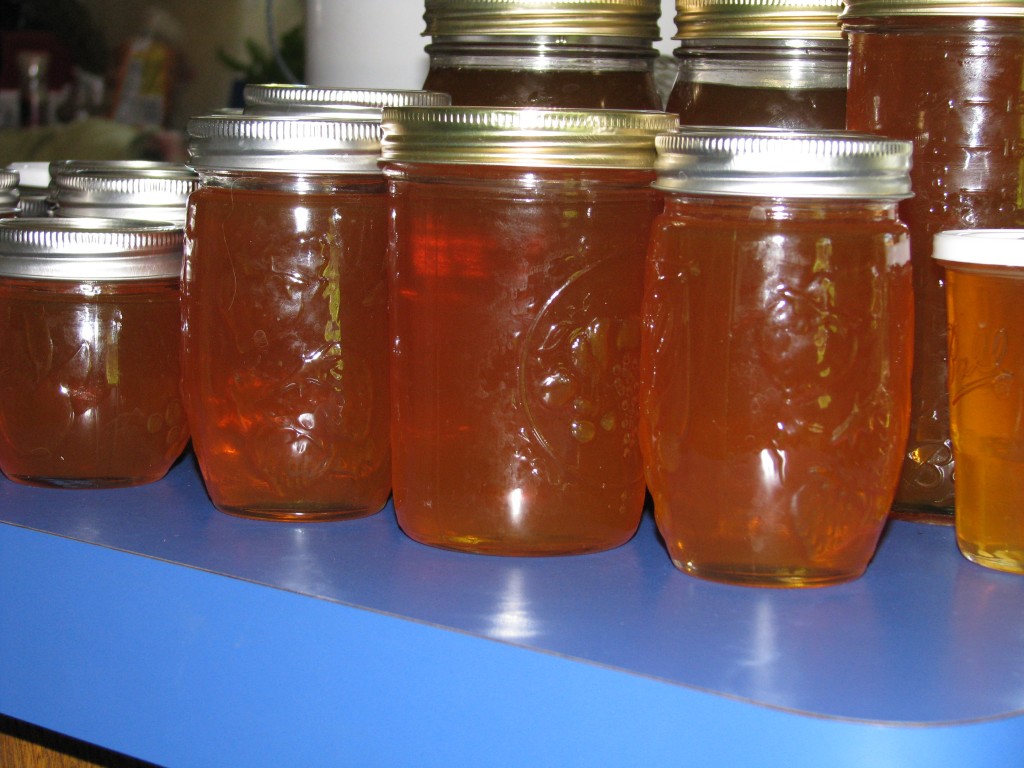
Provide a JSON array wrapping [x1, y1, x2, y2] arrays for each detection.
[[380, 106, 678, 168], [933, 229, 1024, 268], [48, 160, 198, 224], [654, 127, 913, 199]]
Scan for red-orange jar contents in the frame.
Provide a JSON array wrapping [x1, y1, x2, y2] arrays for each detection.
[[641, 129, 914, 586], [0, 218, 188, 488], [421, 0, 663, 108], [184, 113, 392, 520], [843, 2, 1024, 517], [666, 0, 847, 128], [381, 107, 677, 555]]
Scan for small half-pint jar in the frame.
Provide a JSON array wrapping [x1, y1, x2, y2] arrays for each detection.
[[0, 218, 189, 488], [185, 113, 392, 521], [641, 128, 914, 585], [48, 160, 199, 224]]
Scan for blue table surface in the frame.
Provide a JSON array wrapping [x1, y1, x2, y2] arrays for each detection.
[[2, 452, 1023, 736]]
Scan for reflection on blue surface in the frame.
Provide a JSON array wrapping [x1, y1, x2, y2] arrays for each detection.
[[2, 454, 1024, 725]]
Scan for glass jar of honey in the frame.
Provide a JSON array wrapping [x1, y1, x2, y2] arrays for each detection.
[[422, 0, 664, 109], [0, 218, 188, 488], [381, 106, 677, 555], [185, 113, 392, 521], [48, 160, 199, 225], [666, 0, 847, 128], [642, 128, 913, 586], [242, 84, 452, 117], [843, 0, 1024, 519]]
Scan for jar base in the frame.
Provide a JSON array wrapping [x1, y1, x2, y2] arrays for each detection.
[[957, 541, 1024, 575], [4, 473, 169, 489], [212, 497, 390, 522], [672, 558, 866, 588], [398, 526, 637, 557]]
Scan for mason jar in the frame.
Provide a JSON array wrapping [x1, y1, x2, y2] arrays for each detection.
[[843, 0, 1024, 518], [641, 128, 914, 585], [381, 106, 677, 555], [184, 113, 392, 520], [242, 83, 451, 117], [422, 0, 665, 109], [0, 217, 188, 488], [666, 0, 847, 128]]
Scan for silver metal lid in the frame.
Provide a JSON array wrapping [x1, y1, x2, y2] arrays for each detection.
[[187, 113, 385, 173], [654, 127, 913, 199], [933, 229, 1024, 268], [48, 160, 198, 224], [841, 0, 1024, 18], [424, 0, 662, 39], [380, 106, 679, 168], [0, 218, 183, 281], [0, 169, 17, 209], [243, 84, 452, 118]]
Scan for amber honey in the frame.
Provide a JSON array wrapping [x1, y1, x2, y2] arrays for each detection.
[[185, 112, 393, 520], [183, 179, 391, 519], [844, 7, 1024, 516], [380, 107, 675, 555]]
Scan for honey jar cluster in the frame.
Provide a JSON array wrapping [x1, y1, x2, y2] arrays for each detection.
[[2, 0, 1022, 587]]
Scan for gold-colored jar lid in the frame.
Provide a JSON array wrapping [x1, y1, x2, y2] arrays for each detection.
[[380, 107, 679, 169], [841, 0, 1024, 18], [423, 0, 662, 39], [675, 0, 845, 39]]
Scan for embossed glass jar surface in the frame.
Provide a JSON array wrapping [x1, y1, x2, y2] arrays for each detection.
[[843, 3, 1024, 518], [422, 0, 664, 108], [185, 114, 391, 520], [666, 0, 848, 128], [0, 218, 188, 488], [381, 107, 676, 555], [642, 128, 913, 585]]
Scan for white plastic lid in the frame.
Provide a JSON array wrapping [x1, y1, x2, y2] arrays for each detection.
[[932, 229, 1024, 268]]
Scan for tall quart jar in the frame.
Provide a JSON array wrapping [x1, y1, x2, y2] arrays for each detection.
[[421, 0, 664, 109], [184, 113, 392, 520], [666, 0, 848, 128], [381, 106, 678, 555], [0, 218, 188, 488], [48, 160, 199, 224], [843, 0, 1024, 518], [641, 128, 914, 586]]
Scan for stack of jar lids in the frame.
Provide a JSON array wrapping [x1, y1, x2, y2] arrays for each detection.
[[47, 160, 199, 224]]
